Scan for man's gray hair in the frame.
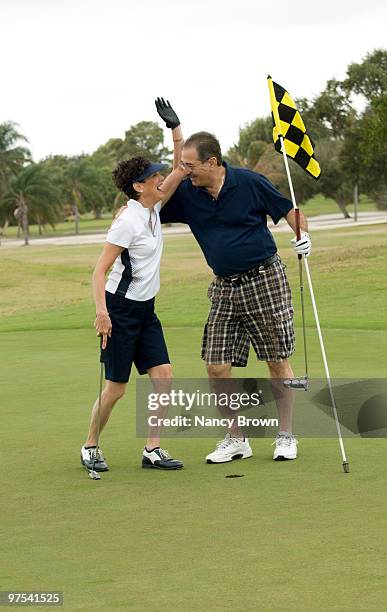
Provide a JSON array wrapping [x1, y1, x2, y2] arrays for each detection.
[[184, 132, 222, 165]]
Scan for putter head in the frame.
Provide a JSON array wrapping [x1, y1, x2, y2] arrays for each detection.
[[88, 469, 101, 480], [342, 462, 350, 474], [283, 376, 309, 391]]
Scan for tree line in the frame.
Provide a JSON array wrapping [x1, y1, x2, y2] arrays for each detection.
[[0, 49, 386, 244], [0, 120, 170, 244]]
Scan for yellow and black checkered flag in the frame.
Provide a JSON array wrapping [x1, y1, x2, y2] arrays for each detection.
[[267, 76, 321, 180]]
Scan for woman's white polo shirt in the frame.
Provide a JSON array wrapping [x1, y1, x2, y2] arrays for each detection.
[[105, 199, 162, 301]]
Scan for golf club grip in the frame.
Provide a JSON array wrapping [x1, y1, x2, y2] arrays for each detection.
[[295, 207, 301, 241], [295, 208, 302, 260], [99, 335, 107, 363]]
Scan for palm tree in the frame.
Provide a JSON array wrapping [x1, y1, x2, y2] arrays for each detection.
[[4, 164, 61, 245], [64, 159, 105, 234], [0, 122, 30, 200], [0, 122, 30, 242]]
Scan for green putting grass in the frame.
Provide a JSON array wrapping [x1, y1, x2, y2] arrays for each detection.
[[1, 225, 387, 610]]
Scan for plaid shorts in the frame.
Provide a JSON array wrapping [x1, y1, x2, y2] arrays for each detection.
[[201, 256, 295, 365]]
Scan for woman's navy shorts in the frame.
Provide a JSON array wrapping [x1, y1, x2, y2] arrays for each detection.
[[101, 291, 170, 383]]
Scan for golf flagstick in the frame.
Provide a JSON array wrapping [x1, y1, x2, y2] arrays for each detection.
[[302, 258, 349, 473], [268, 77, 349, 473]]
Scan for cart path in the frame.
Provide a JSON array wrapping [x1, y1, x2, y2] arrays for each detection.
[[1, 211, 386, 248]]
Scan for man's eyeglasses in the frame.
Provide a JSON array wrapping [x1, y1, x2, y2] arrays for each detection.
[[180, 158, 210, 171]]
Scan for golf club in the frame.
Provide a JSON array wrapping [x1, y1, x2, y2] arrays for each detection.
[[297, 237, 309, 388], [85, 351, 104, 481]]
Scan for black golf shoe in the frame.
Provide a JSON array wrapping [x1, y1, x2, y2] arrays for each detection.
[[80, 445, 109, 472], [142, 447, 183, 470]]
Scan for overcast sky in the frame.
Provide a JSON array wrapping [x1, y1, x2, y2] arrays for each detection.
[[1, 0, 386, 161]]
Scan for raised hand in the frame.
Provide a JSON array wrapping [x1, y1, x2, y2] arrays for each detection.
[[155, 97, 180, 129]]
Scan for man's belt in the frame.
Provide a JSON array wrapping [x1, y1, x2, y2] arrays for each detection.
[[219, 254, 279, 284]]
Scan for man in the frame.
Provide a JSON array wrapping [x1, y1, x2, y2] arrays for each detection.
[[156, 126, 311, 463]]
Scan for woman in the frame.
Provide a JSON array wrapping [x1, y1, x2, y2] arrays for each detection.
[[81, 99, 188, 472]]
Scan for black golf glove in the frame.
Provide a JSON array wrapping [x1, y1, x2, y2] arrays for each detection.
[[155, 97, 180, 129]]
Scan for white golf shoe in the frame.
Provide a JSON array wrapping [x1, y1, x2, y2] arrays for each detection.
[[206, 433, 253, 464], [272, 432, 298, 460], [80, 445, 109, 471]]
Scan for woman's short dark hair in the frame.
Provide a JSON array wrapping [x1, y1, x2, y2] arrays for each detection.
[[112, 157, 151, 200], [184, 132, 222, 165]]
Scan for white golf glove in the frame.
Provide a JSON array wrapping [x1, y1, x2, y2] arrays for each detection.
[[291, 232, 312, 256]]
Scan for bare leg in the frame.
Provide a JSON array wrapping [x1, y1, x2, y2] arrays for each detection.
[[206, 363, 245, 438], [85, 380, 126, 446], [267, 359, 294, 433], [146, 364, 173, 450]]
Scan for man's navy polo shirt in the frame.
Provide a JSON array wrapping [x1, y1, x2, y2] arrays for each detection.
[[160, 162, 293, 277]]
